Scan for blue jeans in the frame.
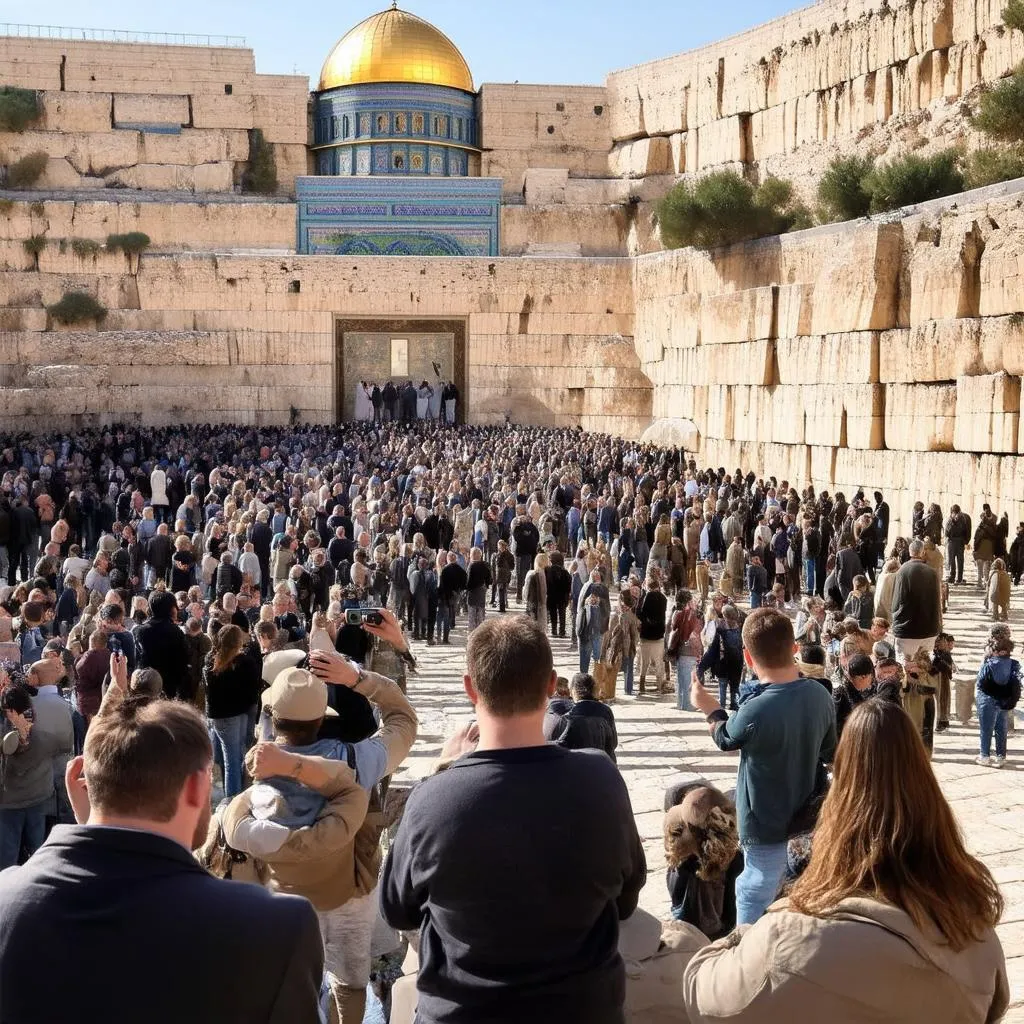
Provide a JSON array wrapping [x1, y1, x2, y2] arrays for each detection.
[[977, 689, 1008, 758], [735, 841, 790, 925], [622, 654, 635, 695], [803, 558, 816, 595], [0, 802, 48, 869], [718, 676, 739, 710], [676, 655, 697, 710], [579, 634, 601, 674], [211, 713, 249, 798]]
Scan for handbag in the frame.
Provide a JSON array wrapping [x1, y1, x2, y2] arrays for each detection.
[[592, 659, 618, 702]]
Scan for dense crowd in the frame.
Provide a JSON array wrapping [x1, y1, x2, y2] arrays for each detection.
[[0, 419, 1016, 1024]]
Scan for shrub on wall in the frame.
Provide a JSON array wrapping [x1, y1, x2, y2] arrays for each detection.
[[242, 128, 278, 195], [46, 291, 107, 325], [106, 231, 151, 255], [22, 234, 46, 256], [964, 145, 1024, 188], [1003, 0, 1024, 32], [863, 150, 964, 212], [70, 238, 102, 258], [0, 87, 41, 133], [657, 170, 810, 250], [817, 154, 875, 220], [6, 151, 48, 188], [973, 66, 1024, 142]]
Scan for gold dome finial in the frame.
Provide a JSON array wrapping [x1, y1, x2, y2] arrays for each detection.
[[318, 6, 474, 92]]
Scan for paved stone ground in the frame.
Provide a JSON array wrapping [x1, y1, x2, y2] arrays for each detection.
[[393, 580, 1024, 1017]]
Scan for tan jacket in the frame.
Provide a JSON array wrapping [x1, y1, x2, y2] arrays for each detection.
[[223, 671, 418, 912], [683, 896, 1008, 1024]]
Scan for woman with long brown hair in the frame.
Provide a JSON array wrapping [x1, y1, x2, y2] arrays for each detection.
[[203, 624, 261, 798], [683, 699, 1008, 1023]]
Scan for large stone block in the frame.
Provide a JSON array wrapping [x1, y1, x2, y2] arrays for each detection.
[[879, 320, 985, 382], [192, 162, 234, 192], [191, 94, 255, 130], [65, 132, 142, 176], [699, 287, 775, 345], [609, 137, 673, 178], [908, 219, 984, 323], [695, 116, 748, 170], [776, 333, 879, 385], [113, 94, 189, 126], [954, 372, 1021, 453], [38, 92, 112, 133], [885, 383, 958, 450], [104, 164, 194, 190]]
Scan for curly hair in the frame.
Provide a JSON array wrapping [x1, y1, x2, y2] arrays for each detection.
[[664, 786, 740, 882]]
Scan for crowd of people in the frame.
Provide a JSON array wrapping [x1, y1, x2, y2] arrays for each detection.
[[0, 418, 1016, 1023], [354, 379, 460, 425]]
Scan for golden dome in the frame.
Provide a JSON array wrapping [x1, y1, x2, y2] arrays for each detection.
[[318, 4, 474, 93]]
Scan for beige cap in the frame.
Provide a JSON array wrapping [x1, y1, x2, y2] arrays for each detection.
[[260, 648, 305, 686], [261, 667, 337, 721]]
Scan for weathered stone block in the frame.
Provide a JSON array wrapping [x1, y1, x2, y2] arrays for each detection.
[[699, 287, 775, 345], [113, 94, 189, 126], [192, 162, 234, 192], [954, 372, 1021, 453], [879, 320, 985, 382], [776, 333, 879, 385], [609, 137, 673, 178], [38, 92, 112, 133], [885, 382, 957, 450], [908, 220, 984, 323]]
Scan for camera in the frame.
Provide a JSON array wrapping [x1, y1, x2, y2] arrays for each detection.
[[345, 609, 383, 627]]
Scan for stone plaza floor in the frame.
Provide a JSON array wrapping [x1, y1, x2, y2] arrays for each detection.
[[393, 581, 1024, 1018]]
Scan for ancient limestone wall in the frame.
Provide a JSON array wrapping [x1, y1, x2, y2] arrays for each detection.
[[0, 247, 646, 436], [607, 0, 1024, 217], [0, 37, 309, 195], [479, 84, 613, 197], [634, 178, 1024, 538]]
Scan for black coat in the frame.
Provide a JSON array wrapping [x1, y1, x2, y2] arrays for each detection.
[[550, 699, 618, 762], [0, 825, 323, 1024], [135, 616, 193, 702]]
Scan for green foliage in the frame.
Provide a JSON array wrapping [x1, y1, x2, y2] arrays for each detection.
[[7, 151, 47, 188], [22, 234, 46, 256], [863, 150, 964, 212], [817, 154, 875, 221], [46, 291, 107, 325], [242, 128, 278, 195], [974, 66, 1024, 142], [105, 231, 151, 255], [70, 237, 102, 258], [657, 170, 812, 251], [0, 198, 13, 215], [0, 87, 40, 133], [1003, 0, 1024, 32], [964, 145, 1024, 188], [1009, 311, 1024, 327]]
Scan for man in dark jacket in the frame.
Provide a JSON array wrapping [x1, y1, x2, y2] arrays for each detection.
[[438, 552, 468, 645], [214, 552, 243, 600], [544, 552, 572, 638], [0, 694, 324, 1023], [135, 591, 192, 702], [550, 673, 618, 762], [248, 512, 274, 599], [944, 505, 971, 585], [144, 524, 172, 588], [8, 497, 38, 586], [890, 539, 942, 662], [510, 508, 540, 602]]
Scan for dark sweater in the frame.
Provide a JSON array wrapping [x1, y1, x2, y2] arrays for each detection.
[[203, 652, 261, 719], [550, 699, 618, 762], [380, 745, 646, 1024], [710, 679, 836, 845], [890, 559, 941, 639], [637, 589, 667, 641]]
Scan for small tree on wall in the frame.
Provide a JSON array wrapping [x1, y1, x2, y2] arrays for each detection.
[[242, 129, 278, 195], [0, 87, 41, 132]]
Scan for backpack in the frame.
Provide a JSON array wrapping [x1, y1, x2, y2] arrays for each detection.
[[713, 627, 743, 680]]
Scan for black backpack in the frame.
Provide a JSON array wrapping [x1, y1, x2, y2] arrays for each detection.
[[714, 627, 744, 679]]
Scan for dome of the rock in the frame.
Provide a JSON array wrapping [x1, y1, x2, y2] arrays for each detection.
[[319, 4, 474, 93]]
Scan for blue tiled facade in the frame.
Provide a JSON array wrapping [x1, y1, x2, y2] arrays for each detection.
[[295, 176, 501, 257], [313, 83, 478, 177]]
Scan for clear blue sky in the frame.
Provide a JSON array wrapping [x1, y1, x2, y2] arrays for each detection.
[[25, 0, 802, 84]]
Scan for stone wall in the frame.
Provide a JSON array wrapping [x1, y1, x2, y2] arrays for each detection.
[[0, 249, 647, 436], [634, 178, 1024, 538], [606, 0, 1024, 217], [0, 37, 309, 195], [479, 84, 613, 196]]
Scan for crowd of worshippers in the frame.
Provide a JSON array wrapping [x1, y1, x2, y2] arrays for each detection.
[[0, 419, 1017, 1024], [355, 379, 460, 424]]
